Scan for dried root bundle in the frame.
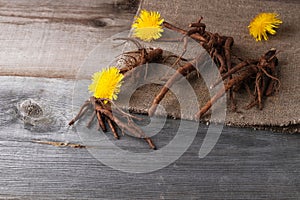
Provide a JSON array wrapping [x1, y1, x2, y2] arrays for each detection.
[[149, 19, 280, 119], [196, 48, 279, 118], [69, 97, 156, 149]]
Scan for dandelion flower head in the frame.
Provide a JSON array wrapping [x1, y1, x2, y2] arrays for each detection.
[[248, 12, 282, 41], [132, 9, 164, 42], [88, 67, 124, 102]]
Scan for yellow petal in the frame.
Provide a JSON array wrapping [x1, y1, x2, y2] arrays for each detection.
[[248, 12, 282, 41], [88, 67, 124, 102], [132, 9, 164, 42]]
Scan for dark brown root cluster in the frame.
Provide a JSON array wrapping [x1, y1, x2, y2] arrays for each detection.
[[149, 18, 280, 120], [114, 37, 163, 75], [195, 48, 279, 118], [69, 97, 156, 149], [163, 17, 234, 74]]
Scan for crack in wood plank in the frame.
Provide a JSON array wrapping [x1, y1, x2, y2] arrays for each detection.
[[32, 140, 86, 148]]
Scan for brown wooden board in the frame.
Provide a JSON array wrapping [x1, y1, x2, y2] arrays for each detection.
[[0, 0, 138, 78]]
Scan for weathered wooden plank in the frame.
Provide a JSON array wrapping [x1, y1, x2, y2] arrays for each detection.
[[0, 76, 299, 199], [0, 0, 138, 78]]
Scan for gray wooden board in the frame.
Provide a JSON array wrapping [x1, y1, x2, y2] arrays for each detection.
[[0, 76, 299, 199]]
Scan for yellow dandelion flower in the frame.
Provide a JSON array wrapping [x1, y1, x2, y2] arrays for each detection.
[[132, 9, 164, 42], [88, 67, 124, 102], [248, 12, 282, 41]]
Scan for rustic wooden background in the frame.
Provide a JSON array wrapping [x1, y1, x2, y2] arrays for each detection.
[[0, 0, 299, 199]]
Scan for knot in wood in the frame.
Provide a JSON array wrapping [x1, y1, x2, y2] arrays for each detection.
[[19, 99, 43, 118], [90, 18, 107, 27]]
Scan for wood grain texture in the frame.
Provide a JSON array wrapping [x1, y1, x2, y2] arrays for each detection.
[[0, 0, 138, 78], [0, 76, 299, 199], [0, 1, 299, 198]]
